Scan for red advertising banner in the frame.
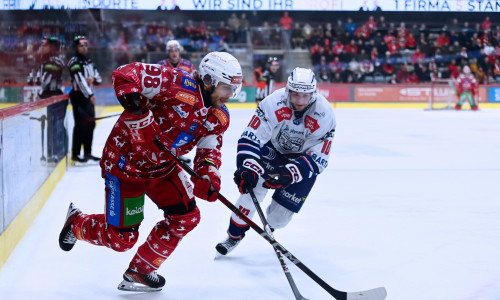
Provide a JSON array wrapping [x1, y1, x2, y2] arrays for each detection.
[[354, 85, 487, 102], [275, 83, 350, 102]]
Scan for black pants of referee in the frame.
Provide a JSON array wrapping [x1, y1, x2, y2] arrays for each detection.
[[70, 91, 96, 159]]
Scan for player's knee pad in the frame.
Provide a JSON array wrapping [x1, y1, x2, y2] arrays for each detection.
[[107, 226, 139, 252], [266, 200, 294, 229], [165, 205, 200, 238]]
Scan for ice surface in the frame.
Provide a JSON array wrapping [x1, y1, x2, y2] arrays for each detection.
[[1, 108, 500, 300]]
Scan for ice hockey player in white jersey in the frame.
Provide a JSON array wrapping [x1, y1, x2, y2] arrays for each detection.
[[216, 67, 336, 255]]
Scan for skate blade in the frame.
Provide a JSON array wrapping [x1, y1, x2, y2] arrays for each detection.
[[214, 250, 225, 260], [117, 280, 163, 292]]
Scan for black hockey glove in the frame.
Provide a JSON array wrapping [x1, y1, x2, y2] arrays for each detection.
[[234, 159, 265, 194], [263, 163, 304, 189]]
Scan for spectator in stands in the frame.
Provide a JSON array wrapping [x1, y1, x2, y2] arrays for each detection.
[[239, 13, 249, 43], [448, 59, 460, 78], [228, 13, 240, 43], [382, 52, 395, 77], [481, 16, 492, 32], [291, 23, 305, 49], [354, 25, 370, 40], [365, 15, 377, 33], [334, 19, 345, 39], [302, 23, 314, 47], [317, 56, 331, 83], [411, 47, 426, 64], [396, 64, 411, 83], [68, 36, 102, 164], [329, 56, 344, 74], [344, 18, 357, 35], [415, 63, 431, 82], [280, 11, 293, 41]]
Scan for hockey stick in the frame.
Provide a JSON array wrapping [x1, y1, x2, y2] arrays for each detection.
[[152, 137, 387, 300], [93, 113, 122, 121], [248, 189, 309, 300]]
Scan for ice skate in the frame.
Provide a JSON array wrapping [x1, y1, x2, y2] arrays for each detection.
[[215, 236, 241, 256], [117, 268, 166, 292], [84, 154, 101, 162], [59, 203, 81, 251]]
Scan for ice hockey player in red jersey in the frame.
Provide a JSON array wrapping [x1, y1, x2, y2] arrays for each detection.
[[158, 40, 196, 76], [58, 52, 243, 292], [455, 65, 479, 110]]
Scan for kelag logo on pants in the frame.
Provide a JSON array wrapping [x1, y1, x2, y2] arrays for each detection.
[[123, 194, 145, 227]]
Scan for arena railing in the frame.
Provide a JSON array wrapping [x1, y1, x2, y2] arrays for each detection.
[[0, 93, 69, 269]]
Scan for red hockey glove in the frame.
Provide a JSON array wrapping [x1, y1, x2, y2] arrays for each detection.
[[234, 159, 265, 194], [192, 160, 221, 202], [121, 110, 166, 164], [264, 163, 304, 189]]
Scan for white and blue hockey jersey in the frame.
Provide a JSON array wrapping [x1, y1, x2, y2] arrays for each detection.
[[237, 88, 336, 176]]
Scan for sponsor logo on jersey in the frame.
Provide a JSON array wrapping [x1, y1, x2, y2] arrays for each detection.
[[241, 130, 259, 141], [289, 128, 305, 135], [279, 190, 305, 204], [105, 172, 121, 227], [126, 205, 144, 216], [181, 76, 197, 92], [173, 105, 189, 118], [275, 107, 292, 122], [172, 132, 194, 148], [311, 153, 328, 168], [189, 123, 198, 132], [277, 130, 304, 152], [175, 91, 197, 106], [117, 155, 127, 170], [213, 107, 229, 126], [305, 116, 319, 133]]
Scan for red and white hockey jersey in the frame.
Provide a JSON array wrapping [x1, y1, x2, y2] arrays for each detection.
[[456, 73, 478, 96], [101, 62, 229, 180], [157, 58, 195, 77]]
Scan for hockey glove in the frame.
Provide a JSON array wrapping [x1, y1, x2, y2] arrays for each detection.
[[192, 160, 221, 202], [121, 110, 166, 164], [234, 159, 265, 194], [264, 163, 304, 189]]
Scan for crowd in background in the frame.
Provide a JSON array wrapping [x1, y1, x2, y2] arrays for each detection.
[[300, 15, 500, 84], [0, 10, 499, 84]]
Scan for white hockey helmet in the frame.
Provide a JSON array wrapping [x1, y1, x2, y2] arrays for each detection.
[[286, 67, 317, 96], [199, 52, 243, 98], [463, 65, 471, 74], [166, 40, 182, 52]]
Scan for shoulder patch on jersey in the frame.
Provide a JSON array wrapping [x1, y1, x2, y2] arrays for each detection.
[[181, 76, 197, 92], [275, 107, 292, 122], [175, 91, 197, 106], [305, 115, 320, 133], [213, 106, 229, 126], [70, 64, 82, 71]]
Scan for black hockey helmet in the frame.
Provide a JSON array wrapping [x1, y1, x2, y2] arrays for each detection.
[[267, 56, 280, 69], [41, 36, 60, 48], [73, 35, 89, 48]]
